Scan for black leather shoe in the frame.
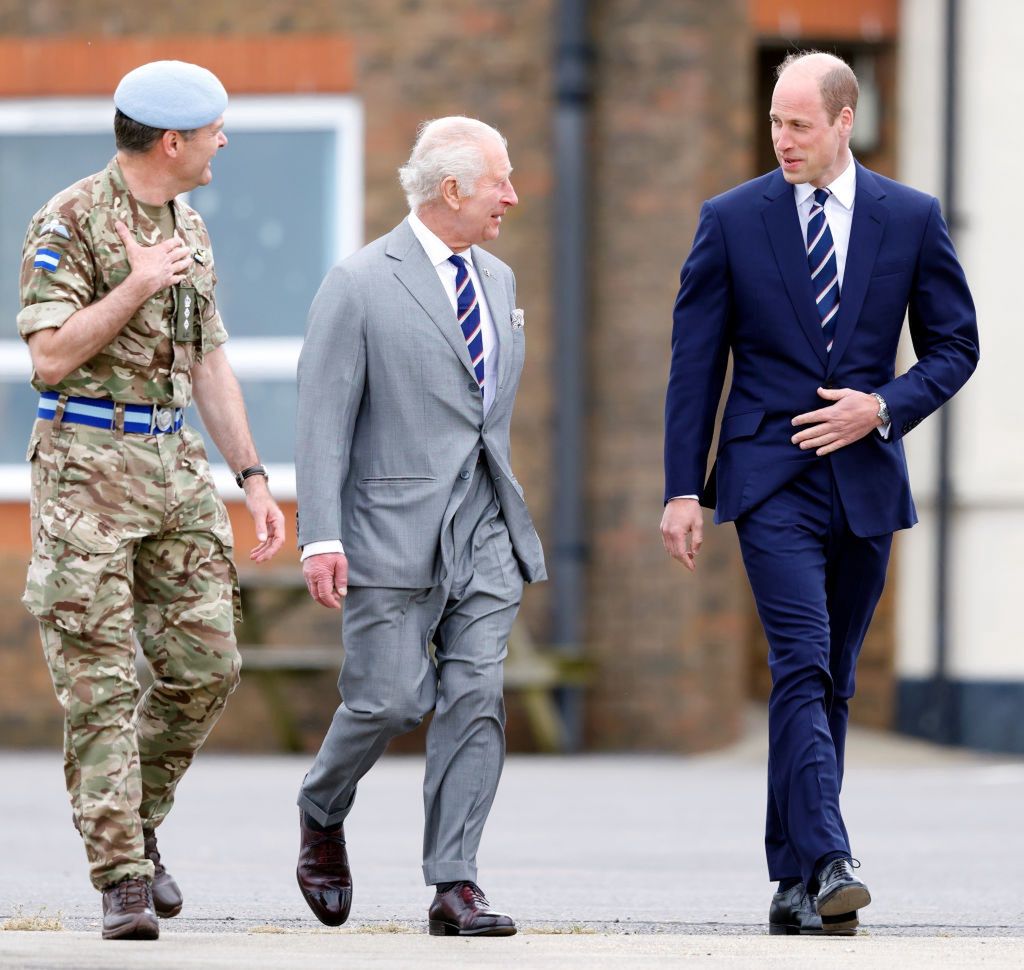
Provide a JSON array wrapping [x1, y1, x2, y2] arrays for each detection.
[[143, 828, 183, 918], [769, 883, 822, 935], [815, 858, 870, 935], [428, 882, 516, 937], [296, 810, 352, 926]]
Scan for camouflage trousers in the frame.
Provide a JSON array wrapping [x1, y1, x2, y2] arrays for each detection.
[[23, 413, 242, 890]]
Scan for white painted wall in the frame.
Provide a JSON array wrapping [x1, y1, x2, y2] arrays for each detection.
[[896, 0, 1024, 681]]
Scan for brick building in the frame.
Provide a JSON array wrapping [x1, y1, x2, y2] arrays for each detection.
[[0, 0, 904, 753]]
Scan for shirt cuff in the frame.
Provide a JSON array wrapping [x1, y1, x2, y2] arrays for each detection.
[[17, 301, 76, 339], [877, 423, 891, 440], [667, 495, 699, 502], [300, 540, 345, 561]]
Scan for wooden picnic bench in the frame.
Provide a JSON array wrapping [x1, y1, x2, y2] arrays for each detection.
[[235, 568, 590, 753]]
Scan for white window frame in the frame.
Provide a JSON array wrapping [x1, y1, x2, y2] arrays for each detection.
[[0, 95, 363, 500]]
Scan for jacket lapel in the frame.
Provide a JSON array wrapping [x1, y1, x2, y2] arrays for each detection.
[[826, 163, 888, 374], [471, 246, 512, 394], [760, 172, 829, 368], [387, 220, 476, 379]]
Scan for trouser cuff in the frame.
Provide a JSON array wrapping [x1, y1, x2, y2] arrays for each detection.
[[297, 790, 352, 829], [94, 861, 154, 892], [422, 862, 478, 887]]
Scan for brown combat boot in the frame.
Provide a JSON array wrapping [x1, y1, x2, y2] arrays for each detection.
[[143, 828, 183, 918], [101, 877, 159, 940]]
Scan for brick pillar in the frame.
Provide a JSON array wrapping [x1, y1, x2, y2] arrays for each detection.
[[583, 0, 755, 750]]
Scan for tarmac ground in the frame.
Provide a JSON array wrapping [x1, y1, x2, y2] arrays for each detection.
[[2, 715, 1022, 968]]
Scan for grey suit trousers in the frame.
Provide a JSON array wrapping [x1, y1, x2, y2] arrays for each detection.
[[297, 458, 523, 885]]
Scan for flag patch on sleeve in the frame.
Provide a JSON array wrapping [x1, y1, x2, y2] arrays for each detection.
[[34, 248, 62, 272]]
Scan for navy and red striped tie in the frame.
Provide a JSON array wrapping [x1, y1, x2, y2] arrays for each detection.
[[449, 253, 484, 393], [807, 187, 840, 352]]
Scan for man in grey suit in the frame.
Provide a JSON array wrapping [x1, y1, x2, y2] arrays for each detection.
[[293, 116, 545, 937]]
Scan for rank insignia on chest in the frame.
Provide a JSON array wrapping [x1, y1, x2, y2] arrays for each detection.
[[175, 285, 197, 342], [192, 248, 209, 265]]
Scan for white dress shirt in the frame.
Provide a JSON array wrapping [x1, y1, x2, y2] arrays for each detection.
[[302, 213, 500, 560], [668, 156, 884, 504]]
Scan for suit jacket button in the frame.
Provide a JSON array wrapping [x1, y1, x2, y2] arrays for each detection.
[[459, 470, 470, 480]]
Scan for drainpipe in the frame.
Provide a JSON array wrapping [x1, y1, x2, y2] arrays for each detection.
[[928, 0, 960, 744], [551, 0, 592, 750]]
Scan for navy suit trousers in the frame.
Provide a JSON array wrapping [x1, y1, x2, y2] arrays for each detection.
[[734, 458, 892, 886]]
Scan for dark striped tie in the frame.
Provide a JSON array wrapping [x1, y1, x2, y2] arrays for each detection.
[[449, 253, 485, 392], [807, 187, 839, 352]]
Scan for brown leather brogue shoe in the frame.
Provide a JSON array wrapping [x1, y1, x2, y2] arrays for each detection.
[[101, 877, 159, 940], [143, 828, 183, 918], [296, 809, 352, 926], [428, 882, 516, 937]]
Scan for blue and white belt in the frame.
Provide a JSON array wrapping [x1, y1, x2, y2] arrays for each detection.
[[38, 391, 184, 435]]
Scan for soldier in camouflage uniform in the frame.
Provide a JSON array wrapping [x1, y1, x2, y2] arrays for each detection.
[[18, 61, 285, 941]]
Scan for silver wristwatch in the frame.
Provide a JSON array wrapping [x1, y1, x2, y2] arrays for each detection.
[[870, 393, 890, 425]]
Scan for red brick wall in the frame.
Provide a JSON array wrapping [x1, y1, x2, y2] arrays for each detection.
[[751, 0, 898, 39], [0, 35, 355, 94]]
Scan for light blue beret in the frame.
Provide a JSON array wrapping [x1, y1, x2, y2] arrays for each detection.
[[114, 60, 228, 131]]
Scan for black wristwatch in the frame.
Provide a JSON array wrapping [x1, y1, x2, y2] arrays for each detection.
[[235, 463, 268, 488], [870, 393, 890, 426]]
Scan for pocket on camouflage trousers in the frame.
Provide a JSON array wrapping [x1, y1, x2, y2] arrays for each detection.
[[56, 428, 128, 514], [27, 422, 76, 510], [22, 498, 125, 635], [209, 512, 243, 626]]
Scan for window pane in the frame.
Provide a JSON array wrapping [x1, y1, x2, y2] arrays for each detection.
[[192, 130, 336, 338], [188, 378, 296, 466], [0, 133, 114, 332], [0, 382, 43, 463], [0, 97, 361, 498]]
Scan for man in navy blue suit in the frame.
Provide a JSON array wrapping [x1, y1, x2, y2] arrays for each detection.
[[661, 52, 978, 936]]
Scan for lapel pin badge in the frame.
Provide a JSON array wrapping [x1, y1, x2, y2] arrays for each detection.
[[511, 309, 525, 330]]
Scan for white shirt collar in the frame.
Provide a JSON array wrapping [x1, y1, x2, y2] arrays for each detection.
[[793, 155, 857, 210], [407, 210, 475, 268]]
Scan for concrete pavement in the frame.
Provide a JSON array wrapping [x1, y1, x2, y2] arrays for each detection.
[[2, 717, 1023, 967], [3, 933, 1024, 970]]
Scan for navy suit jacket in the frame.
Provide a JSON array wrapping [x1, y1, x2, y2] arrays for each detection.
[[664, 163, 979, 538]]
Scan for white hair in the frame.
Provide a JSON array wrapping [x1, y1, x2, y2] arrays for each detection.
[[398, 116, 507, 210]]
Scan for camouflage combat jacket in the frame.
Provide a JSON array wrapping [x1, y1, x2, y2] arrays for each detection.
[[17, 157, 228, 408]]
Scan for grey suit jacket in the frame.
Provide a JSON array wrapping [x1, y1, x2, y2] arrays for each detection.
[[295, 218, 546, 588]]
